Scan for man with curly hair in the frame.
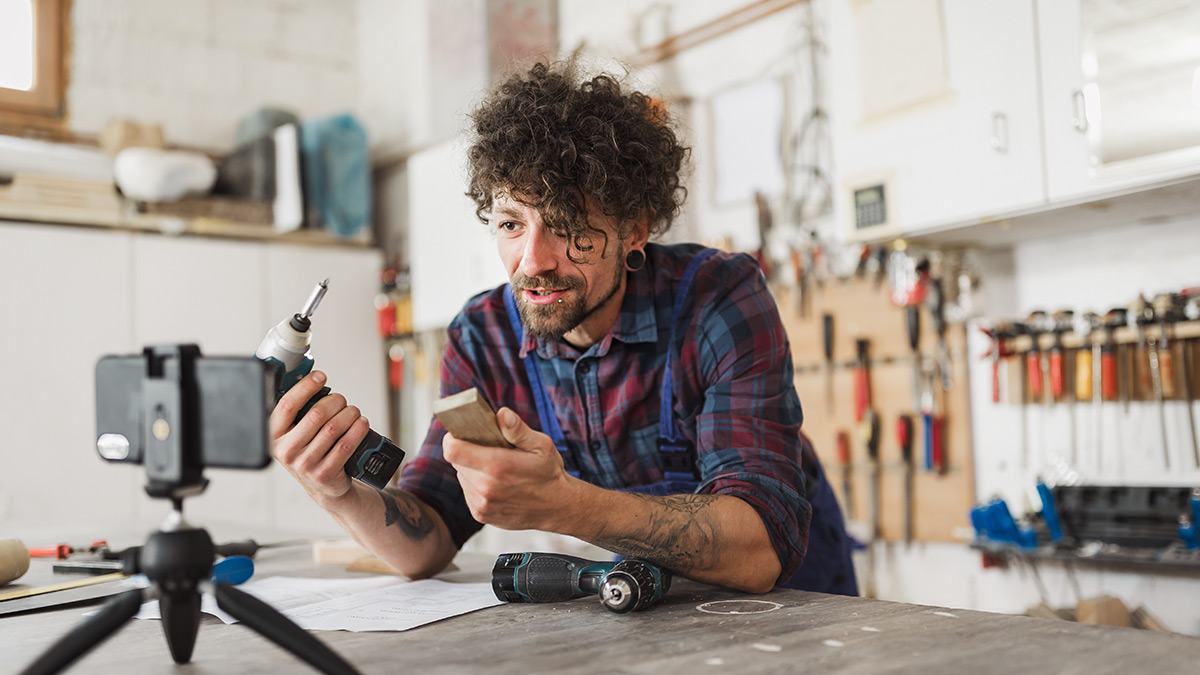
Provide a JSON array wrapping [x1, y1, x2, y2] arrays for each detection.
[[272, 62, 856, 596]]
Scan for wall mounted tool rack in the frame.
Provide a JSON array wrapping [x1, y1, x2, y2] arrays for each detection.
[[775, 278, 975, 544]]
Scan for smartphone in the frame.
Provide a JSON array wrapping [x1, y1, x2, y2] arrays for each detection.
[[95, 352, 277, 470]]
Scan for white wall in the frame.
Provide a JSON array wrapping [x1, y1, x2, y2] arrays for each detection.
[[67, 0, 360, 150]]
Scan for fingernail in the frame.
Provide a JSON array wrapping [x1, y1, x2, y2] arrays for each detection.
[[313, 371, 326, 384], [499, 408, 516, 429]]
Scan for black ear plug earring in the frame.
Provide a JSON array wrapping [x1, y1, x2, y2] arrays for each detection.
[[625, 249, 645, 271]]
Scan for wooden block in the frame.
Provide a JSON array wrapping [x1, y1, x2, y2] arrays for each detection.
[[1077, 595, 1131, 627], [433, 388, 513, 448], [312, 538, 371, 565], [1131, 606, 1170, 632]]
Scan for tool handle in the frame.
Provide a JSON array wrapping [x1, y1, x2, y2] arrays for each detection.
[[1076, 349, 1093, 400], [822, 313, 834, 362], [1101, 352, 1118, 400], [854, 367, 870, 422], [991, 358, 1001, 404], [896, 415, 913, 462], [931, 416, 945, 472], [295, 387, 406, 490], [1026, 352, 1043, 399], [1049, 350, 1064, 399], [28, 544, 71, 560], [905, 305, 920, 353], [1160, 347, 1176, 398], [215, 540, 261, 558], [836, 431, 850, 466], [492, 552, 611, 603], [922, 413, 934, 471]]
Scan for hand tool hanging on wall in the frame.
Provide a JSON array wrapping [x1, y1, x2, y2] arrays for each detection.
[[928, 276, 953, 391], [897, 414, 915, 544], [823, 313, 836, 414], [1023, 311, 1048, 405], [1102, 308, 1127, 404], [836, 430, 853, 520], [984, 323, 1016, 405], [1176, 295, 1200, 468], [1079, 312, 1104, 471], [920, 362, 945, 473], [1131, 295, 1169, 468], [854, 339, 872, 423], [1154, 293, 1199, 465], [861, 408, 880, 598], [1051, 310, 1077, 464], [905, 304, 922, 411], [886, 241, 929, 308]]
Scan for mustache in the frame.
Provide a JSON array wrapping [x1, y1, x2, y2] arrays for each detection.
[[512, 273, 584, 292]]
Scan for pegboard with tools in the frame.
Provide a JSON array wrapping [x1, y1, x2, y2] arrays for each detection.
[[775, 277, 975, 544]]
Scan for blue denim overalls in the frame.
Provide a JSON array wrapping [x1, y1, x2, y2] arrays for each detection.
[[503, 248, 857, 595]]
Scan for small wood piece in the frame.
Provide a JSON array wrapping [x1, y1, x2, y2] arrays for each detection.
[[1077, 595, 1132, 627], [433, 388, 513, 448]]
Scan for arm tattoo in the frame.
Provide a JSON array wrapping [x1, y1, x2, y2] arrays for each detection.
[[377, 487, 434, 540], [590, 493, 721, 572]]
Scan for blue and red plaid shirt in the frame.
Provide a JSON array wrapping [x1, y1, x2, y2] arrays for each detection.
[[399, 242, 817, 583]]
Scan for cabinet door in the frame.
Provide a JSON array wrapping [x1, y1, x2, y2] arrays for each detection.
[[0, 224, 140, 534], [1038, 0, 1200, 202], [829, 0, 1045, 238]]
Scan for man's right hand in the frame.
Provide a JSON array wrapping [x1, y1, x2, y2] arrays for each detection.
[[269, 370, 371, 503]]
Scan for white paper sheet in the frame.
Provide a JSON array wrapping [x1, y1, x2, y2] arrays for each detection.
[[135, 576, 503, 632]]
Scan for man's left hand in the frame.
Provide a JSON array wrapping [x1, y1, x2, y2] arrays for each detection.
[[442, 407, 577, 530]]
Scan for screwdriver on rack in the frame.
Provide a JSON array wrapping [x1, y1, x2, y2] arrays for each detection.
[[823, 313, 836, 414], [836, 430, 853, 520], [905, 304, 922, 411], [897, 414, 915, 545], [255, 279, 406, 490], [928, 276, 953, 391]]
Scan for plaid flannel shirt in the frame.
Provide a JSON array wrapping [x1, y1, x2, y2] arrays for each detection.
[[399, 242, 817, 583]]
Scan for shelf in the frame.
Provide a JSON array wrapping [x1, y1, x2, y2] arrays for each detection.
[[0, 173, 373, 248], [971, 541, 1200, 576]]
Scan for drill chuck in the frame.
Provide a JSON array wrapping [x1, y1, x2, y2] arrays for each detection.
[[600, 560, 671, 613]]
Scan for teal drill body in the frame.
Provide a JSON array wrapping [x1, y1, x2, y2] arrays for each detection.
[[492, 552, 672, 613]]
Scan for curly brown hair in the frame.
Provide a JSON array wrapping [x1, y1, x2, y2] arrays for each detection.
[[465, 61, 689, 261]]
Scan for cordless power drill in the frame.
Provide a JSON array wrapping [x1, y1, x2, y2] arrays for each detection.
[[492, 552, 672, 613], [255, 279, 405, 490]]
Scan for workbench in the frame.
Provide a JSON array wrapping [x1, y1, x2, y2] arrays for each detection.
[[4, 547, 1199, 674]]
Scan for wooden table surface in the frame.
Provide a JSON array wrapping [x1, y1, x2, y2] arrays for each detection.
[[4, 546, 1199, 674]]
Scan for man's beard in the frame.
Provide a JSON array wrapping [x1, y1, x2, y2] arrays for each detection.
[[512, 255, 625, 339]]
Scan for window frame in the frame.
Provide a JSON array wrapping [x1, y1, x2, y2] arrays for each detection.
[[0, 0, 69, 135]]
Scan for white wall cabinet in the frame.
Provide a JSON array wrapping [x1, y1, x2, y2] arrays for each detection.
[[829, 0, 1045, 240], [1037, 0, 1200, 203], [829, 0, 1200, 242], [0, 222, 383, 539]]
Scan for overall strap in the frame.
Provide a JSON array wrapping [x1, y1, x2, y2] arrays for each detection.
[[504, 286, 579, 477], [657, 247, 718, 482]]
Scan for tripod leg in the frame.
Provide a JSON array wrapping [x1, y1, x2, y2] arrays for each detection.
[[214, 583, 360, 675], [159, 590, 202, 663], [19, 589, 144, 675]]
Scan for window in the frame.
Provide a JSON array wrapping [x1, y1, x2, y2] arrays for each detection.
[[0, 0, 67, 133]]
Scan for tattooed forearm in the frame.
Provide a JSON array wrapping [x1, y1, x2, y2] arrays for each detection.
[[377, 487, 434, 540], [590, 493, 721, 572]]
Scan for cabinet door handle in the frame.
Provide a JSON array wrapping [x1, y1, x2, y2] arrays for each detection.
[[990, 112, 1009, 153], [1071, 89, 1089, 133]]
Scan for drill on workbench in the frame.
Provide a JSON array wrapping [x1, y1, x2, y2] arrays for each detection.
[[491, 552, 672, 613], [255, 279, 405, 490]]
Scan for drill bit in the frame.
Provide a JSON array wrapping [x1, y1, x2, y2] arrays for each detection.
[[299, 279, 330, 319]]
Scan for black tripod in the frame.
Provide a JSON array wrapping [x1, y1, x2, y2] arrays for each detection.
[[22, 346, 360, 674], [21, 495, 360, 675]]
